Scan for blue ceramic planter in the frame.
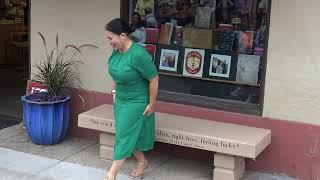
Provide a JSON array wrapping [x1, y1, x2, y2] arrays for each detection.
[[21, 94, 70, 145]]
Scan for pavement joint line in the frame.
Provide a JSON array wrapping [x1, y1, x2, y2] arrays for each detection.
[[29, 142, 99, 177], [0, 131, 26, 146], [142, 156, 171, 179], [0, 130, 101, 178], [59, 142, 99, 162], [28, 159, 63, 178]]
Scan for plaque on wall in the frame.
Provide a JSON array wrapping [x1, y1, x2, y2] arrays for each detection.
[[183, 48, 205, 78]]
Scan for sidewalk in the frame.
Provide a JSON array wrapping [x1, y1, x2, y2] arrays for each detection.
[[0, 147, 131, 180], [0, 124, 295, 180]]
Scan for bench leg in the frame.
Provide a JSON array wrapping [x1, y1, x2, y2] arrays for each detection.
[[213, 153, 245, 180], [100, 133, 115, 160], [100, 145, 114, 160]]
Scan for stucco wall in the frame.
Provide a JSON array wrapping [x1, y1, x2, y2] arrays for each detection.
[[31, 0, 119, 93], [31, 0, 320, 126], [263, 0, 320, 125]]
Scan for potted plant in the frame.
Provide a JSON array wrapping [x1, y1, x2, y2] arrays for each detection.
[[21, 32, 97, 145]]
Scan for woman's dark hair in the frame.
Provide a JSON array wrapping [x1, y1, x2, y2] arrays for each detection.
[[105, 18, 132, 35]]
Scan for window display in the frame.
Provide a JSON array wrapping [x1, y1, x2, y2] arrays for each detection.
[[0, 0, 27, 24], [159, 48, 179, 71], [209, 54, 232, 78], [124, 0, 270, 113], [183, 48, 205, 77], [236, 54, 260, 85]]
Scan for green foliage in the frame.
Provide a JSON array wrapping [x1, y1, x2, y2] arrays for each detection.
[[33, 32, 98, 97]]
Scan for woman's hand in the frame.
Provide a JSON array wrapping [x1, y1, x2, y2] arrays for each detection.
[[144, 76, 158, 116], [143, 102, 155, 116], [111, 89, 116, 103]]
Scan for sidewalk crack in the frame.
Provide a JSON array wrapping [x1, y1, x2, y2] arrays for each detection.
[[28, 142, 98, 178]]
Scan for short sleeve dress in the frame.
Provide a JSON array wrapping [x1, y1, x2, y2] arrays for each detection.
[[108, 42, 158, 160]]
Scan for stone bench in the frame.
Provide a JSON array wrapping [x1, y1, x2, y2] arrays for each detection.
[[78, 104, 271, 180]]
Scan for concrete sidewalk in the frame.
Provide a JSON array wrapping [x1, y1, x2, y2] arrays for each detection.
[[0, 124, 295, 180], [0, 147, 131, 180]]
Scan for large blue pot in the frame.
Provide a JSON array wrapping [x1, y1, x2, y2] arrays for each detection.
[[21, 94, 70, 145]]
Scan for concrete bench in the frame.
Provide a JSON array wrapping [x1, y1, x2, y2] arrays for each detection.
[[78, 104, 271, 180]]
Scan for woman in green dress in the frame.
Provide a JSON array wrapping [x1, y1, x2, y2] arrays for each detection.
[[104, 18, 159, 180]]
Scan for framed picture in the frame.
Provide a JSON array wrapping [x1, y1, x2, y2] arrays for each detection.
[[209, 54, 232, 78], [236, 54, 260, 85], [183, 48, 205, 78], [159, 49, 179, 72]]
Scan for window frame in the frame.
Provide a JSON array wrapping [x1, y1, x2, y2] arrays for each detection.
[[120, 0, 272, 116]]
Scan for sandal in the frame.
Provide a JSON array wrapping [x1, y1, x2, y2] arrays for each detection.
[[131, 160, 149, 177], [104, 174, 116, 180]]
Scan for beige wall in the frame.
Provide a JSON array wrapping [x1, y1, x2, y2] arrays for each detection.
[[263, 0, 320, 125], [31, 0, 119, 93], [31, 0, 320, 125]]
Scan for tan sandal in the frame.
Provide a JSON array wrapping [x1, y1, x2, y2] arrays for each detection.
[[131, 160, 149, 178], [104, 174, 116, 180]]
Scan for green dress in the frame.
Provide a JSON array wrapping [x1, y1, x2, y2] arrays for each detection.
[[108, 42, 158, 160]]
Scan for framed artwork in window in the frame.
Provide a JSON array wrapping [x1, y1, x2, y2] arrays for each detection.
[[183, 48, 205, 78], [236, 54, 260, 85], [209, 54, 232, 78], [159, 48, 179, 72]]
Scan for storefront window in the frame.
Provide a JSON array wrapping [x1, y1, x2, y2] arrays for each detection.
[[122, 0, 270, 115]]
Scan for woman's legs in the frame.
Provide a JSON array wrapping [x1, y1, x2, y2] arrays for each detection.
[[106, 151, 148, 178], [133, 150, 147, 162], [106, 158, 126, 179], [131, 150, 149, 177]]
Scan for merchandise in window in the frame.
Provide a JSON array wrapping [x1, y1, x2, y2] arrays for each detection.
[[123, 0, 270, 115]]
